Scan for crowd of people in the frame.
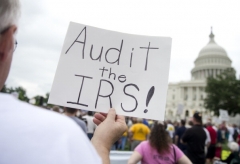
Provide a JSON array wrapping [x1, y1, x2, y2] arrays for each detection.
[[51, 106, 240, 164], [126, 113, 240, 164]]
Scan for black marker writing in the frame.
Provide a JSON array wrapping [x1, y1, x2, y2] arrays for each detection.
[[140, 42, 159, 71], [105, 40, 123, 65], [65, 26, 86, 59], [90, 45, 103, 61], [108, 68, 116, 80], [95, 79, 114, 109], [144, 86, 155, 113], [99, 67, 108, 77], [121, 84, 139, 112], [130, 48, 134, 67], [118, 75, 126, 83], [67, 74, 93, 107], [99, 67, 127, 83]]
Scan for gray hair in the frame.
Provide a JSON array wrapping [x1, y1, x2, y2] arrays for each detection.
[[228, 142, 239, 152], [0, 0, 20, 33]]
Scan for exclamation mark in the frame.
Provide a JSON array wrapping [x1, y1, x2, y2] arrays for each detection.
[[144, 86, 155, 113]]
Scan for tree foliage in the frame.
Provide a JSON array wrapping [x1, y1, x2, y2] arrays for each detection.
[[0, 84, 8, 93], [1, 85, 50, 107], [204, 68, 240, 116], [1, 85, 29, 102]]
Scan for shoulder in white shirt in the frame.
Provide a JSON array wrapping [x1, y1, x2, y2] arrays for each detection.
[[0, 93, 101, 164]]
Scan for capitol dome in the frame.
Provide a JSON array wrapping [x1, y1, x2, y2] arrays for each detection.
[[191, 29, 232, 80]]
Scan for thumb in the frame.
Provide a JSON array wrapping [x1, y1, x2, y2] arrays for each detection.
[[106, 108, 116, 121]]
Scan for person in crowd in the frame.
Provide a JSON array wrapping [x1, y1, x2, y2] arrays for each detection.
[[228, 124, 235, 142], [214, 142, 240, 164], [83, 111, 96, 140], [217, 121, 229, 144], [207, 118, 217, 132], [0, 0, 127, 163], [173, 121, 179, 143], [52, 105, 60, 113], [174, 121, 180, 131], [203, 124, 211, 155], [118, 129, 128, 150], [175, 119, 187, 153], [212, 123, 218, 132], [206, 122, 217, 164], [148, 119, 154, 129], [142, 118, 149, 127], [186, 120, 193, 129], [126, 117, 133, 127], [181, 112, 207, 164], [64, 107, 87, 133], [111, 140, 120, 150], [131, 117, 137, 124], [237, 131, 240, 153], [128, 122, 192, 164], [129, 118, 150, 151], [166, 120, 175, 140], [232, 124, 239, 142]]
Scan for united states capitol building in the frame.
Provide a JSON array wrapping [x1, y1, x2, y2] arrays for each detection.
[[165, 29, 237, 123]]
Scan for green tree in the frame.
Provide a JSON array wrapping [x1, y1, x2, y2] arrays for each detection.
[[32, 93, 50, 106], [14, 87, 29, 102], [44, 92, 49, 104], [0, 84, 8, 93], [0, 85, 29, 102], [204, 68, 240, 116]]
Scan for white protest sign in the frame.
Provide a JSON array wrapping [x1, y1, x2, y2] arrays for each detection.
[[219, 109, 229, 121], [48, 22, 172, 120], [176, 104, 184, 115]]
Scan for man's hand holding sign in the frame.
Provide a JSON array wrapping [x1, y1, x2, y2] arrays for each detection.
[[49, 22, 172, 121]]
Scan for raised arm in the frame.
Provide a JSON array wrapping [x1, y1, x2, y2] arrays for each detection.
[[91, 109, 127, 164]]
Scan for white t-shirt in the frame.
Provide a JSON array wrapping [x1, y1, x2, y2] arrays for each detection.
[[203, 128, 211, 145], [227, 126, 234, 142], [83, 115, 96, 133], [212, 125, 218, 132], [0, 93, 101, 164], [166, 124, 175, 138]]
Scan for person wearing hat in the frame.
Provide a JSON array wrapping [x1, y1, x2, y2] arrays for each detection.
[[181, 112, 207, 164], [214, 142, 240, 164]]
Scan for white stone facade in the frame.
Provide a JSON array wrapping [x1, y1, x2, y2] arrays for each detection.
[[165, 30, 232, 122]]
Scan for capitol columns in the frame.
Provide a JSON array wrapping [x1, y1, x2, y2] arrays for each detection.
[[205, 69, 208, 78], [196, 87, 199, 103]]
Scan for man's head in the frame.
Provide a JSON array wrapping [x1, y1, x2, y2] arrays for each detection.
[[52, 106, 60, 113], [180, 119, 186, 126], [206, 122, 212, 126], [192, 112, 202, 125], [65, 107, 78, 115], [166, 120, 172, 124], [87, 111, 94, 116], [0, 0, 20, 90]]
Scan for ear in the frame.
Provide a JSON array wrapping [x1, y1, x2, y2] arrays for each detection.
[[0, 25, 17, 61]]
